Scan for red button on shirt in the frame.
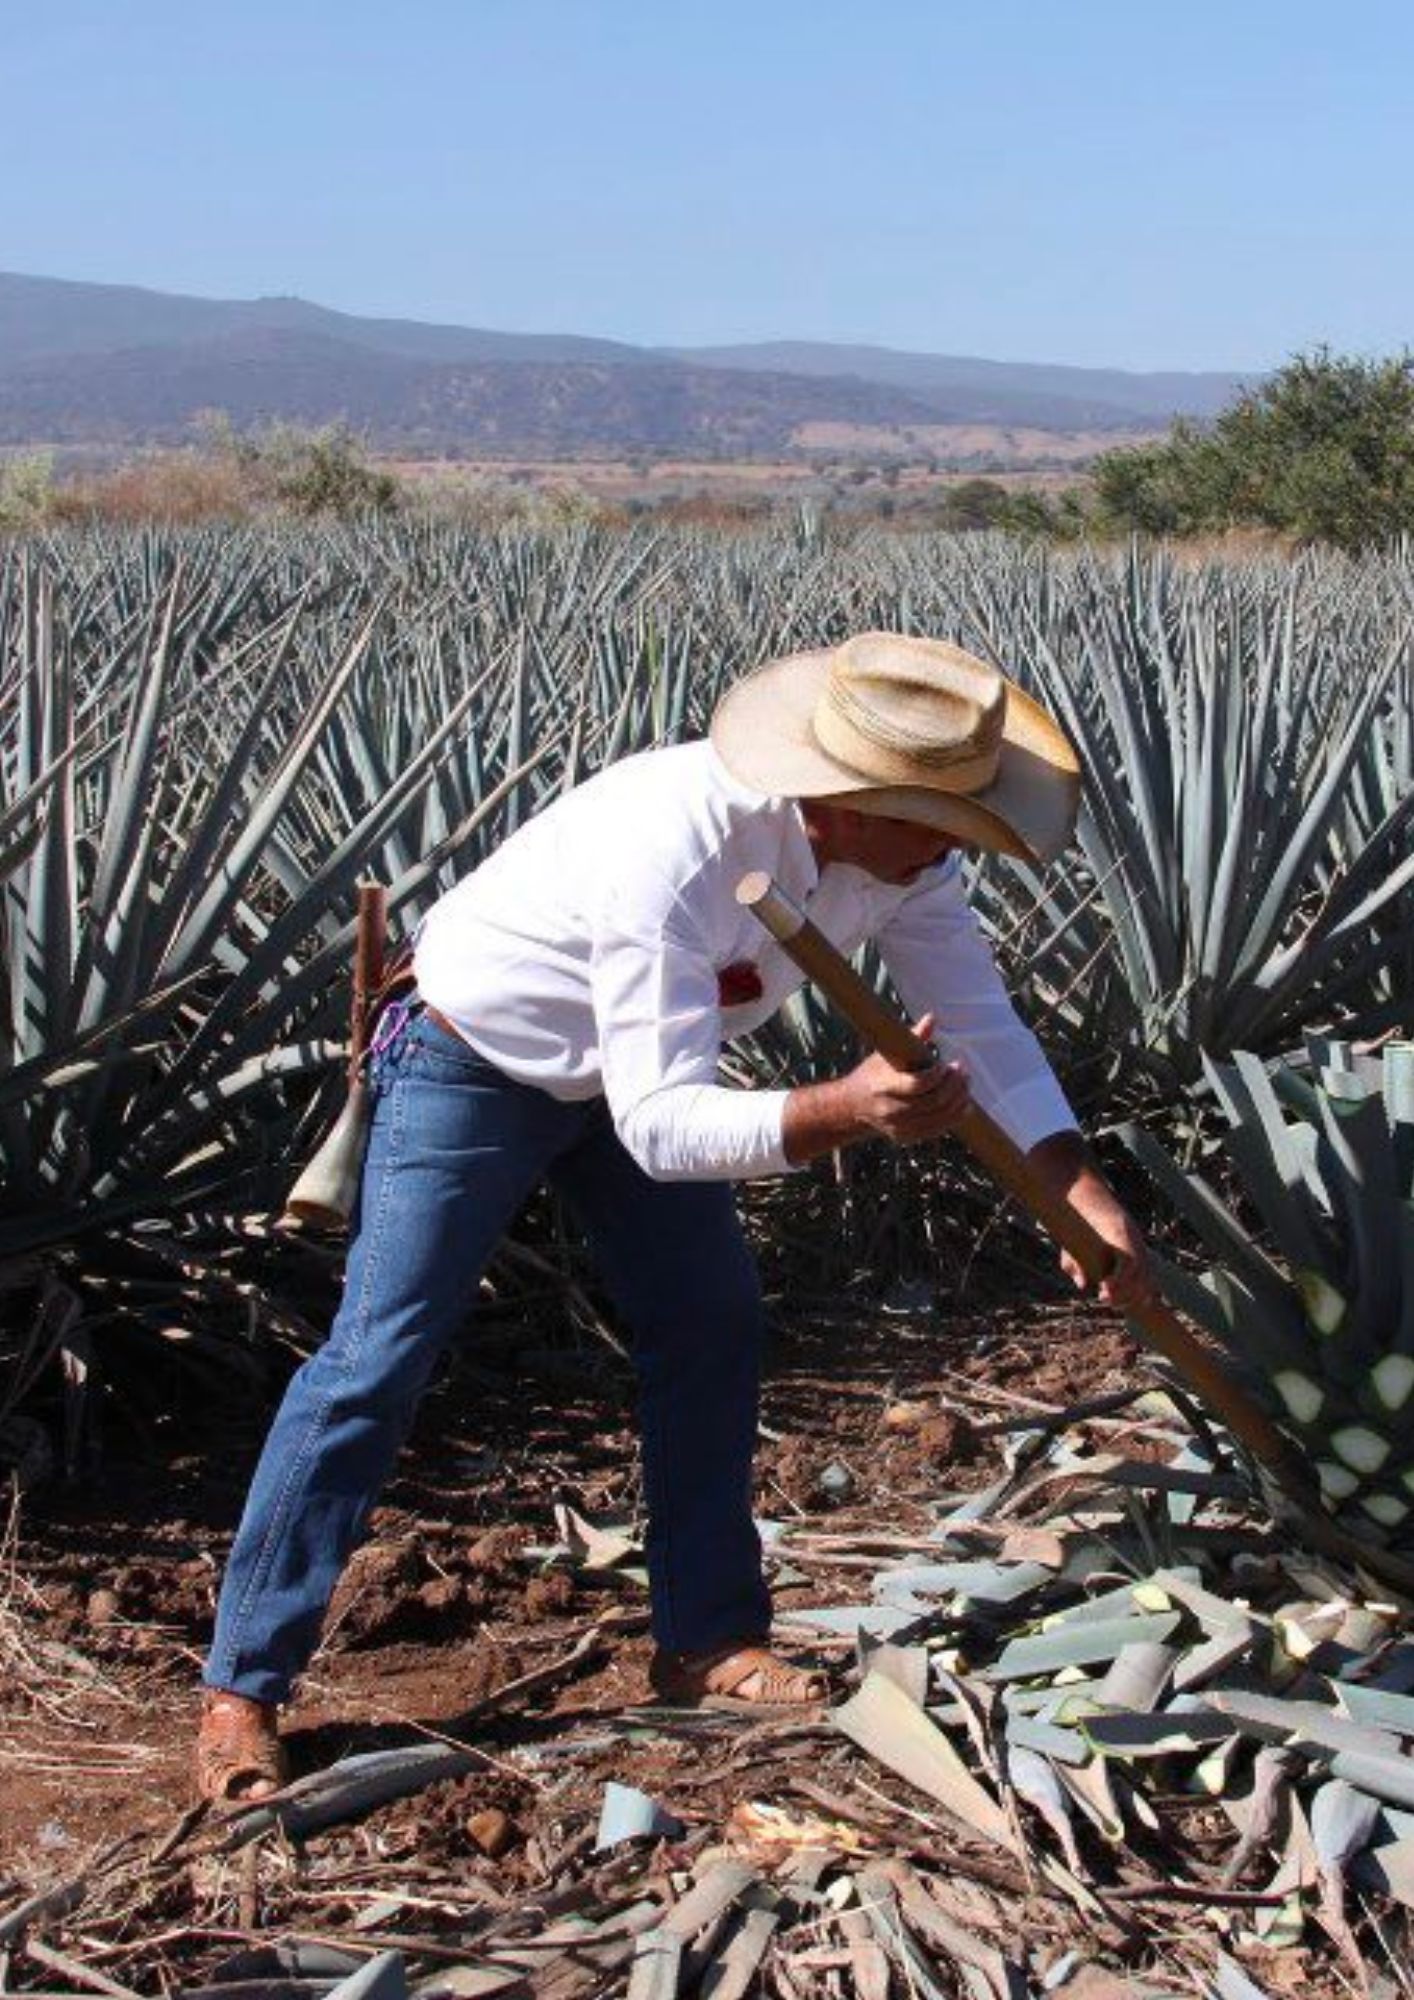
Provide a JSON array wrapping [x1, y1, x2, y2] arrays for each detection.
[[716, 960, 764, 1007]]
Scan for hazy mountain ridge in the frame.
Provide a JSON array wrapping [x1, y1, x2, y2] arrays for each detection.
[[0, 272, 1247, 456], [667, 340, 1250, 423], [0, 271, 644, 370], [0, 325, 948, 455]]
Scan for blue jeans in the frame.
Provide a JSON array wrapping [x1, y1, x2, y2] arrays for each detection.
[[205, 1010, 771, 1703]]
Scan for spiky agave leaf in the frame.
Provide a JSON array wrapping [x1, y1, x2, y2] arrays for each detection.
[[1126, 1042, 1414, 1562]]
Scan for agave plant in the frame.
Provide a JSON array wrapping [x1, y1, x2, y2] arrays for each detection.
[[0, 549, 560, 1455], [951, 543, 1414, 1110], [9, 512, 1414, 1468], [1124, 1040, 1414, 1552]]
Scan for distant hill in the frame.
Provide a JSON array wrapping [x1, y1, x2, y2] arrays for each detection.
[[0, 326, 950, 456], [667, 341, 1249, 426], [0, 271, 643, 370], [0, 272, 1252, 459]]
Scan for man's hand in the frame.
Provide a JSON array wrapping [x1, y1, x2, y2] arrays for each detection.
[[1059, 1197, 1154, 1311], [782, 1014, 972, 1165], [1027, 1130, 1157, 1312], [844, 1047, 972, 1145]]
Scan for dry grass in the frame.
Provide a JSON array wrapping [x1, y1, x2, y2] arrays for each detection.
[[0, 1488, 134, 1718], [52, 454, 258, 526]]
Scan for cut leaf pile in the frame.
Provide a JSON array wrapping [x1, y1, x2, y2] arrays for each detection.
[[8, 1381, 1414, 1992]]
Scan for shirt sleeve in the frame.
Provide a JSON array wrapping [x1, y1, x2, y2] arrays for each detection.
[[877, 857, 1078, 1153], [588, 876, 793, 1183]]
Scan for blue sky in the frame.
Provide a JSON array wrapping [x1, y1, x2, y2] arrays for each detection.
[[1, 0, 1409, 371]]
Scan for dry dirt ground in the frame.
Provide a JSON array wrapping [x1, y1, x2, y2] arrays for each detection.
[[0, 1309, 1133, 1907], [1, 1302, 1373, 1997], [388, 452, 1104, 507], [4, 1304, 1133, 1859]]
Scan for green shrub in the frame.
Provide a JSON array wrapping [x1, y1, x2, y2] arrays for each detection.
[[0, 451, 56, 531], [1094, 349, 1414, 550]]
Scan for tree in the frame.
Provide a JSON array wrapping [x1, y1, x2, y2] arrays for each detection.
[[194, 414, 400, 517], [1092, 348, 1414, 550], [0, 451, 56, 531]]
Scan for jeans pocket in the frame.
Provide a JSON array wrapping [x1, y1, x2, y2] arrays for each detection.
[[407, 1013, 503, 1083]]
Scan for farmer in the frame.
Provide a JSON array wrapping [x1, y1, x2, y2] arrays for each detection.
[[196, 632, 1153, 1801]]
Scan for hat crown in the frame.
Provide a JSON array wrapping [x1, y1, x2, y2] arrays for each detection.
[[707, 626, 1082, 866], [815, 634, 1006, 793]]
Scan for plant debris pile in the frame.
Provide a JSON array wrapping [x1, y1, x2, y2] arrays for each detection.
[[3, 1309, 1413, 1995]]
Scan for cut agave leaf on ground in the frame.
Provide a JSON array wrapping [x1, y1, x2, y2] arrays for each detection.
[[414, 1968, 526, 1997], [1004, 1708, 1089, 1767], [778, 1603, 920, 1638], [325, 1953, 408, 2000], [1310, 1776, 1381, 1880], [856, 1633, 931, 1708], [988, 1524, 1069, 1568], [596, 1782, 686, 1850], [1192, 1732, 1245, 1798], [837, 1907, 893, 2000], [1219, 1744, 1301, 1884], [1038, 1578, 1176, 1632], [1350, 1833, 1414, 1913], [873, 1561, 1053, 1606], [1330, 1600, 1402, 1656], [626, 1930, 682, 2000], [553, 1502, 641, 1570], [1004, 1451, 1243, 1512], [1335, 1681, 1414, 1736], [1148, 1569, 1255, 1633], [1115, 1765, 1162, 1833], [697, 1904, 781, 2000], [1329, 1746, 1414, 1811], [833, 1672, 1017, 1854], [1006, 1744, 1084, 1875], [1273, 1601, 1348, 1662], [1373, 1802, 1414, 1844], [932, 1668, 1005, 1783], [658, 1860, 761, 1940], [1081, 1709, 1236, 1759], [1054, 1754, 1127, 1845], [1172, 1622, 1260, 1693], [1007, 1679, 1101, 1714], [222, 1744, 479, 1845], [1253, 1799, 1319, 1949], [985, 1614, 1182, 1683], [1369, 1641, 1414, 1693], [930, 1476, 1015, 1528], [1208, 1690, 1403, 1762], [1096, 1641, 1178, 1712], [1210, 1949, 1274, 2000], [1165, 1443, 1220, 1526]]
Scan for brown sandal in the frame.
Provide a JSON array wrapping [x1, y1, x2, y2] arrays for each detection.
[[649, 1643, 829, 1712], [195, 1689, 289, 1802]]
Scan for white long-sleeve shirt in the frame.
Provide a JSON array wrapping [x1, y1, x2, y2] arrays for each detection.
[[414, 741, 1077, 1181]]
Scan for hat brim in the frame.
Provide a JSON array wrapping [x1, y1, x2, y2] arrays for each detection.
[[711, 648, 1081, 867]]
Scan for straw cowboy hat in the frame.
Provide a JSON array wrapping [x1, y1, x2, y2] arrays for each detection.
[[711, 631, 1081, 867]]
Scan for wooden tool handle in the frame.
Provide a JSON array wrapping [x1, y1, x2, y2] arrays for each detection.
[[736, 870, 1305, 1483], [349, 879, 388, 1084]]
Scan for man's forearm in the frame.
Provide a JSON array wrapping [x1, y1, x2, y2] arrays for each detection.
[[1029, 1127, 1112, 1209], [1027, 1127, 1090, 1194], [782, 1047, 972, 1165], [1028, 1128, 1140, 1252], [781, 1080, 867, 1165]]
